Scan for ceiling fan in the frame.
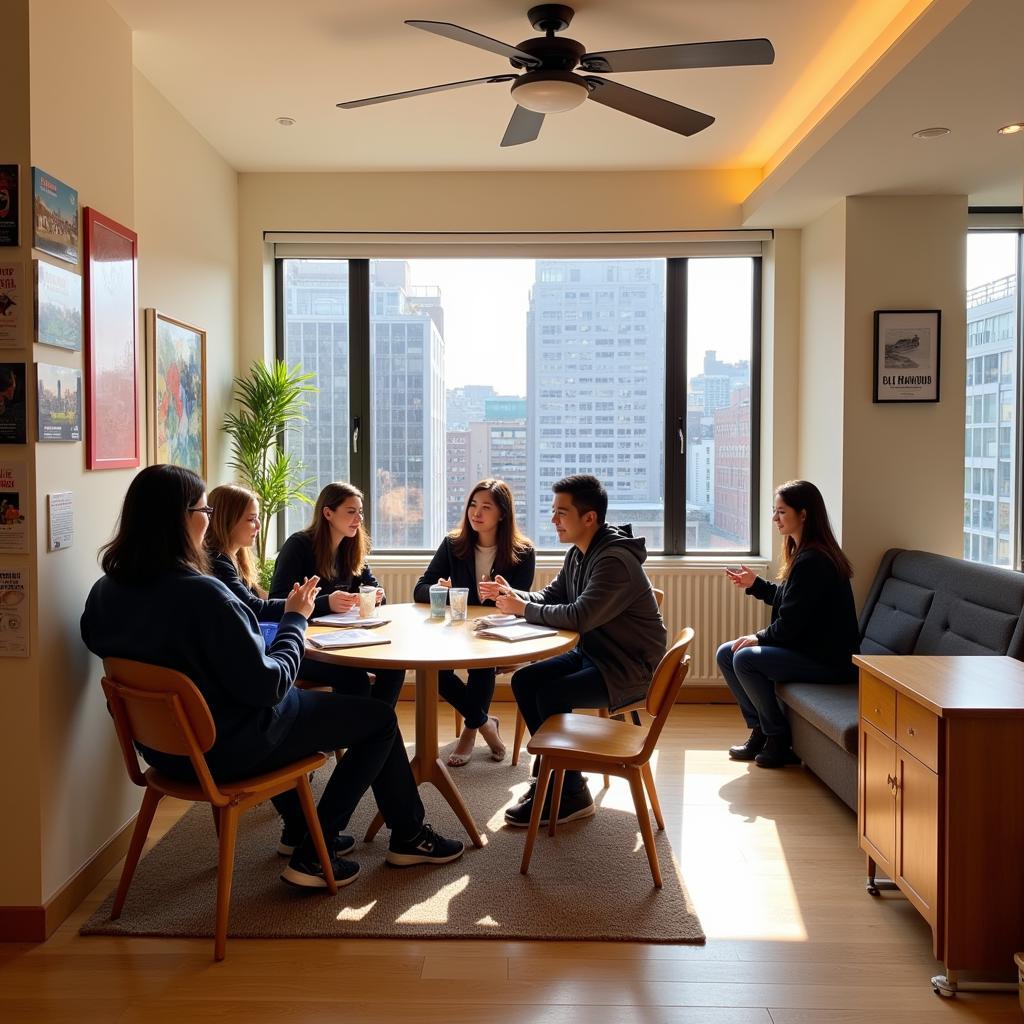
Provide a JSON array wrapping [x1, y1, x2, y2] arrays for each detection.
[[337, 4, 774, 147]]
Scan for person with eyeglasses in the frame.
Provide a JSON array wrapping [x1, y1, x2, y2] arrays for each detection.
[[718, 479, 860, 769], [81, 465, 464, 891], [269, 482, 404, 706]]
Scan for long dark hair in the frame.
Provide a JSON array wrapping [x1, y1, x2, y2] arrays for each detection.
[[100, 464, 210, 582], [206, 483, 259, 588], [303, 481, 368, 581], [774, 479, 853, 581], [450, 479, 532, 571]]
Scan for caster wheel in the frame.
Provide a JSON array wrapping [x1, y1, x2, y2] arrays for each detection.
[[866, 884, 879, 896]]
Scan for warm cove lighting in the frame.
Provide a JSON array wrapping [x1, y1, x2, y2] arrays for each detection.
[[511, 71, 588, 114]]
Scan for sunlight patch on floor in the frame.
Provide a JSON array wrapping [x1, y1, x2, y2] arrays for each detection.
[[395, 874, 470, 924], [335, 900, 378, 921]]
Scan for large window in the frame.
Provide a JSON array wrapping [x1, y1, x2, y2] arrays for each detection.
[[279, 256, 760, 553], [964, 232, 1021, 568]]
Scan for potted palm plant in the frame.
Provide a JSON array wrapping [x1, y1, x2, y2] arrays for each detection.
[[222, 359, 318, 588]]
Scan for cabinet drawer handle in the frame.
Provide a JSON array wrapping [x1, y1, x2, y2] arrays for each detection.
[[873, 706, 881, 715], [907, 726, 916, 737]]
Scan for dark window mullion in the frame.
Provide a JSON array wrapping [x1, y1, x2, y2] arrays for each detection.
[[750, 256, 763, 558], [664, 258, 687, 554], [348, 259, 372, 532]]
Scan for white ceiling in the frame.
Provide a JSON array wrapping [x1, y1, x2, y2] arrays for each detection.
[[107, 0, 1024, 221]]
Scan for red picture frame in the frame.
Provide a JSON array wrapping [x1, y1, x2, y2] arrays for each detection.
[[83, 208, 139, 469]]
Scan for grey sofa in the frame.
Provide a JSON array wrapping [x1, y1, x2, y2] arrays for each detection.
[[776, 548, 1024, 811]]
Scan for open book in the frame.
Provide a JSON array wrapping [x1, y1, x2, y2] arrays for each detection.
[[474, 622, 558, 643], [310, 611, 390, 629], [307, 629, 392, 651]]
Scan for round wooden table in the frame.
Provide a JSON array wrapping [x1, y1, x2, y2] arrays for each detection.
[[303, 603, 578, 847]]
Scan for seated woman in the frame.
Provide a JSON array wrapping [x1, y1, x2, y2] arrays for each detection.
[[414, 478, 535, 767], [81, 465, 463, 890], [718, 479, 860, 769], [269, 482, 404, 706]]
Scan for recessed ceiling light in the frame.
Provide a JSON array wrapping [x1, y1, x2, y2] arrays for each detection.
[[912, 127, 950, 139], [997, 122, 1024, 136], [275, 116, 296, 126]]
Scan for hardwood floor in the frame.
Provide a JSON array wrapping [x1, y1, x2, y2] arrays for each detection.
[[2, 704, 1020, 1022]]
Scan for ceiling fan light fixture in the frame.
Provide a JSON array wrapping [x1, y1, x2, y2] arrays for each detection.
[[511, 71, 588, 114]]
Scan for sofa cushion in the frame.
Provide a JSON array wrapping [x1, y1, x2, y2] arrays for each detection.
[[860, 577, 932, 654], [928, 597, 1022, 656], [777, 682, 859, 754]]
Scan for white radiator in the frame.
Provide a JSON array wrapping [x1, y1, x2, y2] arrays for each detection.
[[374, 562, 769, 691]]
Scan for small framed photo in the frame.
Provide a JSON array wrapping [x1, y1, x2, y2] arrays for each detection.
[[32, 168, 79, 265], [34, 260, 82, 351], [873, 310, 941, 403], [36, 362, 82, 442], [146, 309, 207, 477]]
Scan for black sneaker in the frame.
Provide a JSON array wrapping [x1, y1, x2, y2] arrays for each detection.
[[280, 848, 360, 889], [504, 783, 595, 828], [728, 727, 766, 761], [754, 734, 801, 769], [385, 824, 465, 867], [277, 823, 355, 857]]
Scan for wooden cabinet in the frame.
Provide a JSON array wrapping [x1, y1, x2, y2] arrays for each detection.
[[855, 655, 1024, 995]]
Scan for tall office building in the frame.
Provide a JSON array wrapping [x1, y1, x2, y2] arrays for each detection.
[[712, 385, 751, 547], [526, 259, 666, 548], [964, 273, 1017, 566], [281, 259, 446, 547]]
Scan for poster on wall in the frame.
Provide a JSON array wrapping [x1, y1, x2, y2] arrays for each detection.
[[0, 565, 28, 657], [0, 165, 19, 247], [0, 262, 23, 347], [0, 362, 27, 444], [32, 167, 79, 265], [36, 362, 81, 442], [0, 459, 28, 554], [873, 309, 942, 403], [34, 260, 82, 350]]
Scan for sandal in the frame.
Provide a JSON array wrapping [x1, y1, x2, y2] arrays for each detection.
[[447, 731, 476, 768], [482, 716, 506, 762]]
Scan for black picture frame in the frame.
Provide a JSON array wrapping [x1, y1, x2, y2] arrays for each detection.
[[873, 309, 941, 403]]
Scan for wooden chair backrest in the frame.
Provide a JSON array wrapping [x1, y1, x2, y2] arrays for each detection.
[[639, 627, 694, 761], [652, 586, 665, 609], [101, 657, 225, 805]]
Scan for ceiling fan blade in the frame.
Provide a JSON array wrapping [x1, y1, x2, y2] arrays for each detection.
[[500, 106, 545, 147], [337, 74, 516, 109], [584, 77, 714, 136], [580, 38, 775, 74], [406, 20, 541, 68]]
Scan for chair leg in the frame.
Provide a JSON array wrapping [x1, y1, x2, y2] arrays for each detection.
[[214, 804, 240, 961], [454, 710, 462, 738], [627, 767, 662, 888], [642, 761, 665, 831], [111, 787, 162, 920], [547, 768, 565, 837], [595, 709, 611, 787], [520, 759, 552, 875], [210, 805, 221, 838], [296, 774, 337, 895], [511, 709, 527, 767]]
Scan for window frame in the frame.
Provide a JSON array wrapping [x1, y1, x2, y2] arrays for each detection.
[[275, 254, 763, 557]]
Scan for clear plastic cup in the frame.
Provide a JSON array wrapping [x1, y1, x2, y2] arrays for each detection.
[[449, 587, 469, 622], [429, 584, 448, 619], [358, 585, 377, 619]]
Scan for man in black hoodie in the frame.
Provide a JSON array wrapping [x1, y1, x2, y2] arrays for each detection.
[[493, 475, 667, 827]]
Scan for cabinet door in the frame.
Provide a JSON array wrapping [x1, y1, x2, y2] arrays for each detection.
[[895, 748, 939, 927], [859, 720, 895, 871]]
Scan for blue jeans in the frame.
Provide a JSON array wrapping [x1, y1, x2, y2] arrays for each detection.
[[716, 641, 856, 737], [511, 649, 608, 793]]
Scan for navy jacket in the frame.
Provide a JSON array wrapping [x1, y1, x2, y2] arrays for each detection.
[[270, 531, 383, 618], [749, 547, 860, 667], [81, 570, 307, 776], [413, 536, 536, 605], [515, 524, 667, 710], [210, 551, 285, 622]]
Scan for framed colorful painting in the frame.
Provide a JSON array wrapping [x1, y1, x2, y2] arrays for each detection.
[[83, 208, 139, 469], [145, 309, 207, 477]]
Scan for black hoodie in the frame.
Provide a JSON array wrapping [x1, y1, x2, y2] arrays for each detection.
[[515, 523, 668, 710]]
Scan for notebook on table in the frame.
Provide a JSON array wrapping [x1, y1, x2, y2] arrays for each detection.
[[310, 612, 390, 628], [474, 622, 558, 643], [306, 629, 392, 650]]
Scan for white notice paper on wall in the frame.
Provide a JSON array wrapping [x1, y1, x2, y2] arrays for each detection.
[[0, 566, 28, 657], [47, 491, 73, 551]]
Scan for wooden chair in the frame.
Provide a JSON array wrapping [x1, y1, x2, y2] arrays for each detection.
[[100, 658, 337, 961], [506, 586, 666, 786], [519, 626, 694, 888]]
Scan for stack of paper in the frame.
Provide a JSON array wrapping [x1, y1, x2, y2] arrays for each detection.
[[474, 622, 558, 643], [307, 629, 392, 650], [310, 611, 390, 628], [473, 613, 521, 630]]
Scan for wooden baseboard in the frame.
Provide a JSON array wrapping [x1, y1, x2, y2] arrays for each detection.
[[0, 814, 137, 942]]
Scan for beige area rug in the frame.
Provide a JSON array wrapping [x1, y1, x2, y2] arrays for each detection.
[[81, 743, 704, 943]]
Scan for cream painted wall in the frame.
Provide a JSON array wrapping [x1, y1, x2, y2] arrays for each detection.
[[132, 70, 239, 486], [237, 167, 762, 366], [0, 0, 240, 907], [841, 195, 965, 601], [797, 201, 847, 531]]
